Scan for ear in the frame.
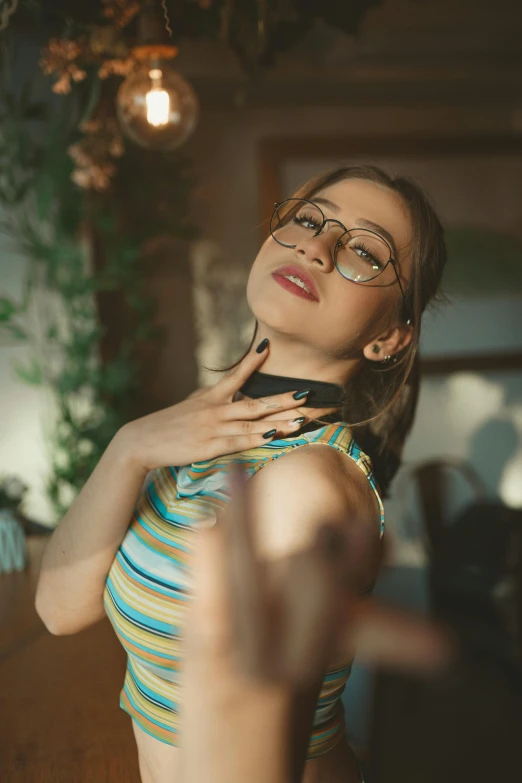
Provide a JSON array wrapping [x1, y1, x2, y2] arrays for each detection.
[[362, 323, 414, 363]]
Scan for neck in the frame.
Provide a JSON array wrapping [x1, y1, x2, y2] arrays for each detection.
[[253, 328, 360, 388], [239, 330, 355, 414]]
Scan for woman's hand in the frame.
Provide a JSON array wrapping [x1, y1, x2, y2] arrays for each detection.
[[117, 341, 333, 473]]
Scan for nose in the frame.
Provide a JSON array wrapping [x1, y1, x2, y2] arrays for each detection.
[[293, 223, 340, 272]]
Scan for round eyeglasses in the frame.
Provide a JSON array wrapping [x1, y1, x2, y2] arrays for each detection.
[[270, 198, 412, 324]]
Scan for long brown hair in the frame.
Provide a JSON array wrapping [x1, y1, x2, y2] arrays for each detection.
[[221, 164, 448, 496]]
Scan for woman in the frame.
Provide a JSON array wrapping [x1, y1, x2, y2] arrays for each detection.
[[35, 164, 447, 783]]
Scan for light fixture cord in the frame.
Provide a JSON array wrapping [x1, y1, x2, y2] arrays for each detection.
[[160, 0, 172, 37]]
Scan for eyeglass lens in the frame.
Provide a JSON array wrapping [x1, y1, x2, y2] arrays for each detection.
[[271, 199, 394, 284]]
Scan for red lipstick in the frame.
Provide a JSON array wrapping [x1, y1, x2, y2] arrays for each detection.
[[272, 265, 319, 301]]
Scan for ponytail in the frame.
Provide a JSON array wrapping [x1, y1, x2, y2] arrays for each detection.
[[349, 352, 421, 497]]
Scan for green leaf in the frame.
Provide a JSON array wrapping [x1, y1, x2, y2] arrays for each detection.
[[0, 297, 17, 321], [1, 323, 28, 341], [13, 357, 44, 386]]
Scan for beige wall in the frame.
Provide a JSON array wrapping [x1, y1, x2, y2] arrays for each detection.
[[185, 101, 518, 272]]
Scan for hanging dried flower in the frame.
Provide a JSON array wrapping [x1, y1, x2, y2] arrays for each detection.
[[79, 119, 103, 135], [68, 118, 125, 192], [71, 162, 116, 192], [108, 135, 125, 157], [39, 38, 87, 94], [102, 0, 141, 29], [98, 56, 135, 80]]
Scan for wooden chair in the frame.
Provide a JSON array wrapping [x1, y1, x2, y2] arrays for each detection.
[[397, 457, 487, 552]]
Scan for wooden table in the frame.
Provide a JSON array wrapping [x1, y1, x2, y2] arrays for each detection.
[[0, 536, 141, 782]]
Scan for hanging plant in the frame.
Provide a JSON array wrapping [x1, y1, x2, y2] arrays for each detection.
[[0, 77, 195, 520]]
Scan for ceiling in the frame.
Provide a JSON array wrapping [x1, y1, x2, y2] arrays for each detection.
[[173, 0, 522, 107]]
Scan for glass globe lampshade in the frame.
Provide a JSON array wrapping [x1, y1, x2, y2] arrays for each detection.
[[116, 60, 199, 151]]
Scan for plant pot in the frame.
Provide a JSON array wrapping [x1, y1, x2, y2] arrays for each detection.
[[0, 509, 27, 574]]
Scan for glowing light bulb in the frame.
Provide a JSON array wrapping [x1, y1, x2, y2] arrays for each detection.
[[145, 68, 169, 127], [116, 62, 199, 150], [146, 89, 169, 126]]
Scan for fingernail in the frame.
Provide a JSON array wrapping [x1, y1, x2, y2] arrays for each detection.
[[292, 389, 310, 400], [256, 338, 269, 353], [262, 429, 277, 439], [292, 417, 306, 425]]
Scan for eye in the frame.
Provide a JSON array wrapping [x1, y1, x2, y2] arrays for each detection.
[[352, 242, 383, 269], [293, 212, 322, 231]]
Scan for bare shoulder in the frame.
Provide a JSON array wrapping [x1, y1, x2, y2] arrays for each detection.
[[245, 444, 381, 585]]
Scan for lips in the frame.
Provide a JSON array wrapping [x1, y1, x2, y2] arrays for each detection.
[[272, 264, 319, 301]]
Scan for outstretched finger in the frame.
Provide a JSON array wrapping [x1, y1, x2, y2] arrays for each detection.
[[188, 525, 229, 638], [213, 338, 271, 400], [223, 465, 269, 677], [248, 408, 343, 429], [347, 600, 454, 674], [205, 410, 343, 460], [219, 389, 342, 426]]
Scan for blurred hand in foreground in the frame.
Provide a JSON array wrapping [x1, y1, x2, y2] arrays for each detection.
[[179, 469, 452, 783]]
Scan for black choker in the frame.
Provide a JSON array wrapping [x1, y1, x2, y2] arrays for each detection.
[[239, 371, 344, 409]]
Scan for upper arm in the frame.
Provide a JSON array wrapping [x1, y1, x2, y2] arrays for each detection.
[[36, 469, 155, 636], [243, 445, 382, 593]]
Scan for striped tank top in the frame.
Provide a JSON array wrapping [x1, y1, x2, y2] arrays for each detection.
[[103, 421, 384, 758]]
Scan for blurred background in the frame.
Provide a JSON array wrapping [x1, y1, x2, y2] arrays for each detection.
[[1, 0, 522, 767]]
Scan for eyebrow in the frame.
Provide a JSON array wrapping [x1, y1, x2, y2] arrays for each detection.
[[312, 196, 399, 259]]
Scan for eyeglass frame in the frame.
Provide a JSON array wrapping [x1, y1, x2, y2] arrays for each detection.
[[270, 197, 413, 326]]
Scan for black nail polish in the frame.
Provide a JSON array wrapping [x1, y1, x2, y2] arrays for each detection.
[[256, 338, 269, 353], [292, 417, 306, 425], [293, 389, 310, 400], [262, 429, 277, 439]]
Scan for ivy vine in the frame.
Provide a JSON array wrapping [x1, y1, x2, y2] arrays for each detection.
[[0, 82, 195, 520]]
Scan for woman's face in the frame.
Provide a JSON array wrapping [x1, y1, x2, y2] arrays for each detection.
[[247, 178, 414, 362]]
